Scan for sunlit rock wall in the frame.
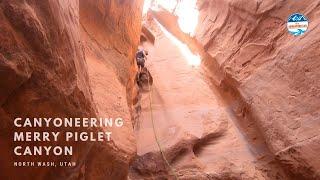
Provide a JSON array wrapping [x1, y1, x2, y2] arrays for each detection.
[[195, 0, 320, 178]]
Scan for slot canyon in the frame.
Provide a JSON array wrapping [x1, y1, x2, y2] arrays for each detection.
[[0, 0, 319, 180]]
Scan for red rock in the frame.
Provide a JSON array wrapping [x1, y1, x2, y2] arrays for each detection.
[[195, 0, 320, 178], [0, 0, 143, 179], [132, 0, 320, 179]]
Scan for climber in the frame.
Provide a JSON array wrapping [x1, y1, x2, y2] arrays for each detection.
[[136, 47, 148, 72], [135, 47, 153, 90]]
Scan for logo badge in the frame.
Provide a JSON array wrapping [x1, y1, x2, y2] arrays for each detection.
[[287, 13, 308, 36]]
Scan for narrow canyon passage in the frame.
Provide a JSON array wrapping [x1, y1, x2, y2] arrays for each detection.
[[1, 0, 319, 179], [137, 25, 215, 154], [133, 22, 282, 178]]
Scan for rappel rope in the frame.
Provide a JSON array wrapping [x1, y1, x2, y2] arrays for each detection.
[[146, 67, 179, 180]]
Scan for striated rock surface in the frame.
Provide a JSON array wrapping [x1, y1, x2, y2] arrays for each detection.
[[0, 1, 95, 179], [0, 0, 143, 179], [80, 0, 143, 179], [195, 0, 320, 178]]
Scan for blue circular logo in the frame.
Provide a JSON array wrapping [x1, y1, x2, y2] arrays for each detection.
[[287, 13, 308, 36]]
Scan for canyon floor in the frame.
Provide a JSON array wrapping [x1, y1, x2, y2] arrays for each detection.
[[131, 21, 288, 179]]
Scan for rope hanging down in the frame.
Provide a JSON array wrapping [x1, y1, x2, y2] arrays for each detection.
[[146, 70, 179, 180]]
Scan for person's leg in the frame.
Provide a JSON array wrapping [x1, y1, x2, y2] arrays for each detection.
[[137, 58, 142, 72], [141, 59, 145, 69]]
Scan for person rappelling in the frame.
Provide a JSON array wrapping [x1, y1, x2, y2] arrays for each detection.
[[135, 47, 153, 90], [136, 47, 148, 73]]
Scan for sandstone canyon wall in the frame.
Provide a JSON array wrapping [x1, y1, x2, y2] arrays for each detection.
[[146, 0, 319, 179], [195, 0, 320, 179], [0, 0, 143, 179], [79, 0, 143, 179]]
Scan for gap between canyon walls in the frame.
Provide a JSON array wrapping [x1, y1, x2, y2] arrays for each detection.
[[130, 0, 320, 179], [129, 13, 289, 180]]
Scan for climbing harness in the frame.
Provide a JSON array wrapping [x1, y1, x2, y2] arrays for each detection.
[[146, 67, 179, 180], [137, 67, 153, 91]]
